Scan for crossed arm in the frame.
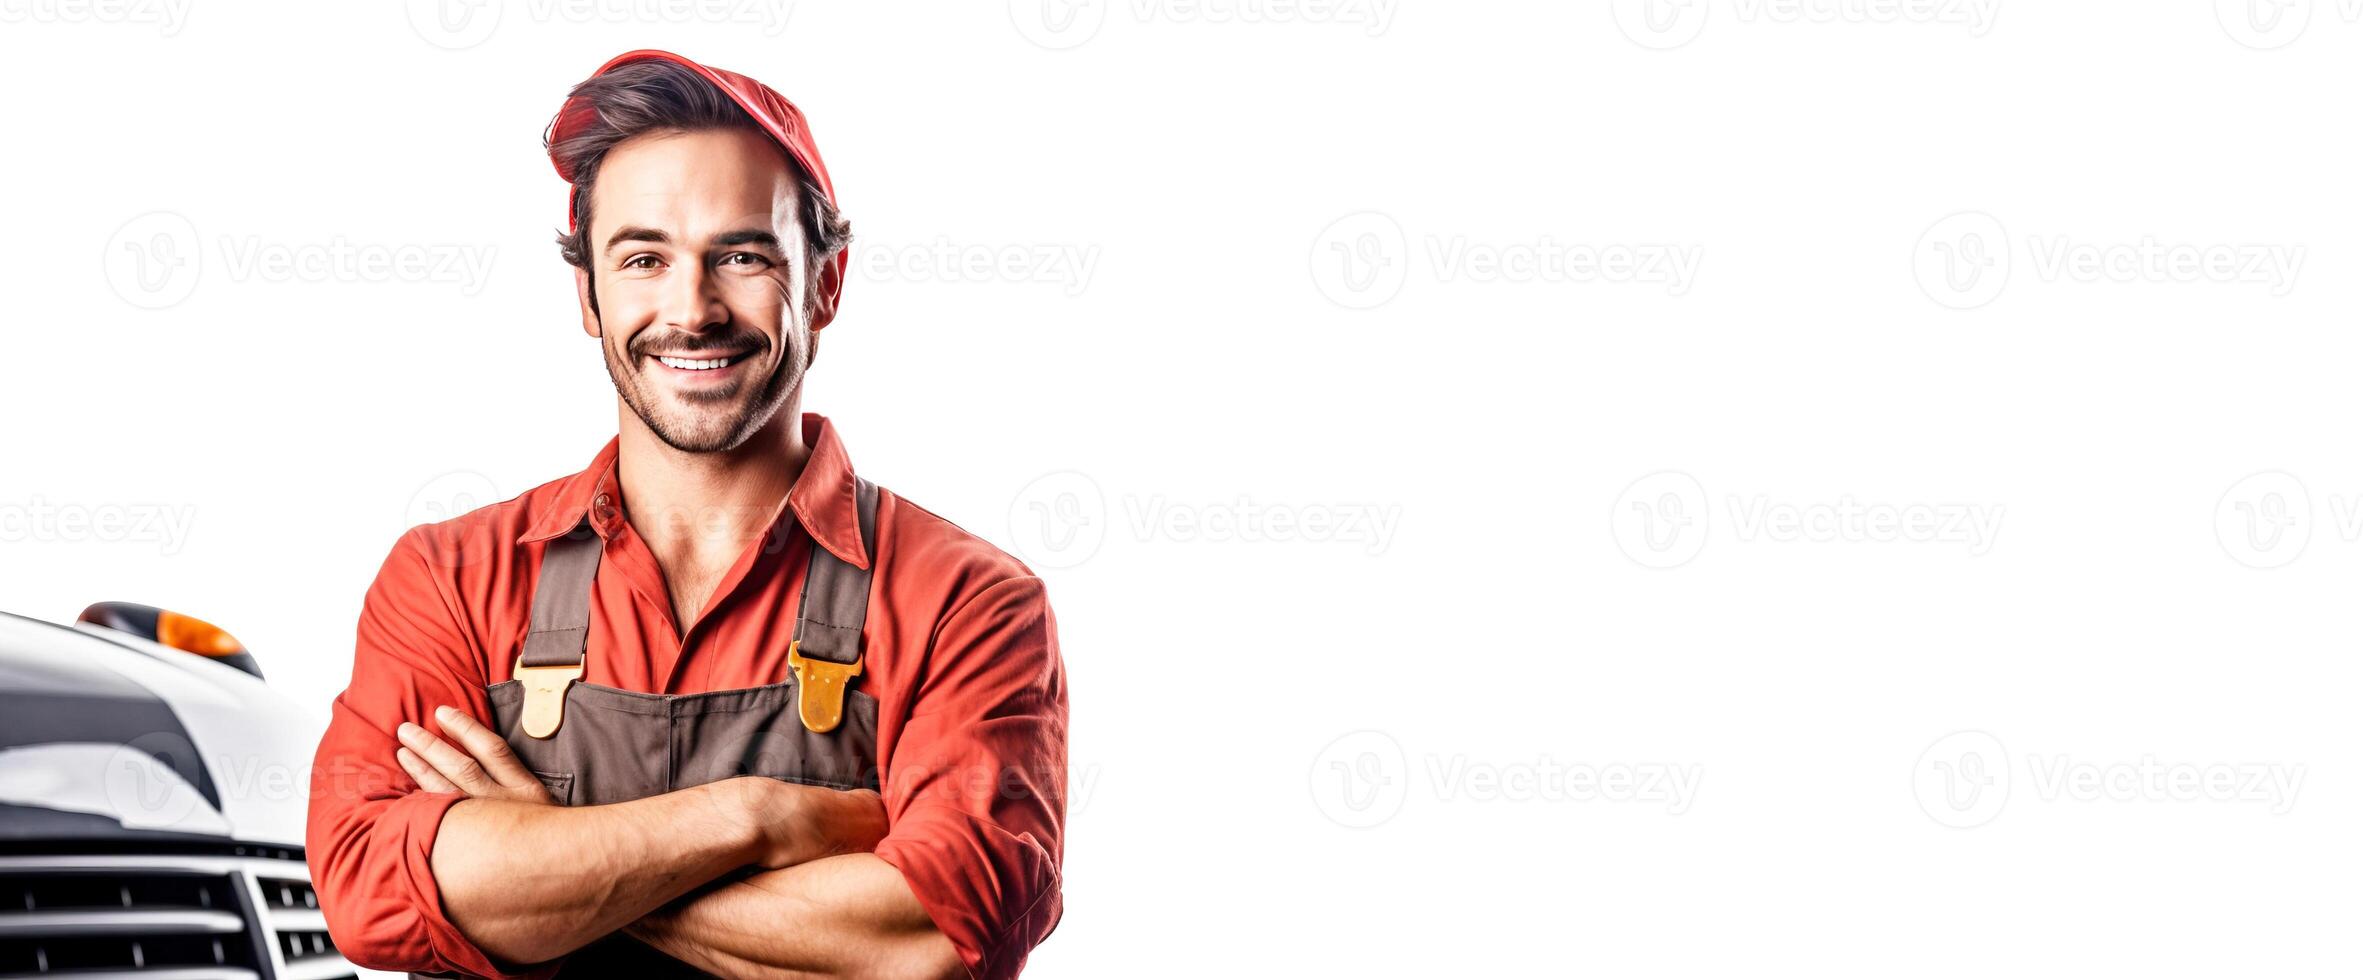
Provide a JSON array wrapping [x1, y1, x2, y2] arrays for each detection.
[[396, 704, 962, 979]]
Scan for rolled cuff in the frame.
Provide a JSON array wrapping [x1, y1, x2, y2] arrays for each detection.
[[321, 789, 563, 980], [873, 803, 1062, 980]]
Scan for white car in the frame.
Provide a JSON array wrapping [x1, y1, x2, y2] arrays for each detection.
[[0, 603, 362, 980]]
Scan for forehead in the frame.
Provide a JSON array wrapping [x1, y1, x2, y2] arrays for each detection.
[[588, 127, 801, 241]]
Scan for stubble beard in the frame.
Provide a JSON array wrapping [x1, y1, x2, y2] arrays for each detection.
[[605, 327, 808, 454]]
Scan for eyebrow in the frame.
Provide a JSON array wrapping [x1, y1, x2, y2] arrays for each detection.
[[604, 226, 786, 255]]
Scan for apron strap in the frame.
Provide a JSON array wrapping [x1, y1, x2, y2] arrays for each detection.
[[519, 522, 601, 669], [791, 477, 880, 665], [515, 522, 599, 738], [514, 479, 881, 738], [787, 477, 879, 733]]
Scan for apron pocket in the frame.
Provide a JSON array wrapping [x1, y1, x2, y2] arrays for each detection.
[[530, 768, 576, 806]]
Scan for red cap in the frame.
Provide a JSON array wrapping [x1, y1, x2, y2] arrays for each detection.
[[546, 50, 845, 307]]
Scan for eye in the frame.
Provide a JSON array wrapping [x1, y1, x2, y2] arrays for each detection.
[[718, 252, 774, 271], [620, 253, 661, 271]]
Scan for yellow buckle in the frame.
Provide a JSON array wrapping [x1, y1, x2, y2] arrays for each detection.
[[788, 641, 862, 734], [514, 658, 583, 739]]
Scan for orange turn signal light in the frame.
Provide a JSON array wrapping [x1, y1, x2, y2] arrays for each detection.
[[156, 610, 247, 658]]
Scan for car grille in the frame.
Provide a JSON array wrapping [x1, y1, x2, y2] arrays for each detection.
[[0, 847, 357, 980]]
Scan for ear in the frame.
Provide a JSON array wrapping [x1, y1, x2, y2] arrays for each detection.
[[807, 256, 842, 334], [575, 266, 600, 339]]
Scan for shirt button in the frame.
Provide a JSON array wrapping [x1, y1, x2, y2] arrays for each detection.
[[594, 494, 612, 509]]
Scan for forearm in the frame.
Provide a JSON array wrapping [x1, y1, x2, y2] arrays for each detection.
[[625, 853, 957, 980], [430, 777, 765, 966]]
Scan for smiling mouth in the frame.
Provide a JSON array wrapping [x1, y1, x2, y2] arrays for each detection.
[[650, 351, 756, 372]]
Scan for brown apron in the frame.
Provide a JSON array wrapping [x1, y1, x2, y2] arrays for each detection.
[[410, 479, 882, 979]]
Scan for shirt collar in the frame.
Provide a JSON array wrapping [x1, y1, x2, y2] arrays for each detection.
[[515, 412, 870, 570]]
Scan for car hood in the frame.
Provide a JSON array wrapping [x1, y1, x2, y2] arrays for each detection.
[[0, 611, 324, 848]]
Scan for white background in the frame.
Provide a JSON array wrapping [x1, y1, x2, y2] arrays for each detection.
[[2, 0, 2357, 975]]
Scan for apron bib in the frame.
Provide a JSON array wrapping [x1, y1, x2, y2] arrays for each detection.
[[409, 479, 881, 979]]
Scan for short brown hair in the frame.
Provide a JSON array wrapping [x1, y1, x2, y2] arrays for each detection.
[[546, 60, 851, 307]]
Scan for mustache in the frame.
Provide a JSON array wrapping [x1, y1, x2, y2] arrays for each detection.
[[628, 329, 768, 358]]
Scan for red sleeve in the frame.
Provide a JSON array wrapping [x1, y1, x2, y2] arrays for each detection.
[[305, 528, 558, 979], [873, 576, 1069, 980]]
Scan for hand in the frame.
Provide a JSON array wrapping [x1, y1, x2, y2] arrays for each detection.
[[395, 704, 557, 806], [738, 778, 889, 869]]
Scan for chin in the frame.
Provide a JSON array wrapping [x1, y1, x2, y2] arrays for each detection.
[[649, 418, 754, 454]]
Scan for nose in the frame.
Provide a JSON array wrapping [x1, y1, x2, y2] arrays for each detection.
[[657, 255, 729, 334]]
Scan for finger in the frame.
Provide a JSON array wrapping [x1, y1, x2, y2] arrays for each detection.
[[397, 721, 496, 796], [396, 746, 462, 794], [433, 705, 536, 789]]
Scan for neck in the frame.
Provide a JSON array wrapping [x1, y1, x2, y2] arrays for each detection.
[[614, 400, 810, 564]]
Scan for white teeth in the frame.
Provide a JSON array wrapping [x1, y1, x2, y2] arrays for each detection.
[[657, 355, 734, 371]]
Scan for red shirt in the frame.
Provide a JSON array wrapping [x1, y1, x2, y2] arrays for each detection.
[[305, 414, 1066, 979]]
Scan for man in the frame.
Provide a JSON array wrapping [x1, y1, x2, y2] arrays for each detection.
[[306, 50, 1067, 980]]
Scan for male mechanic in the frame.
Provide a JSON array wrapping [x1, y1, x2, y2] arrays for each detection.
[[305, 50, 1067, 980]]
